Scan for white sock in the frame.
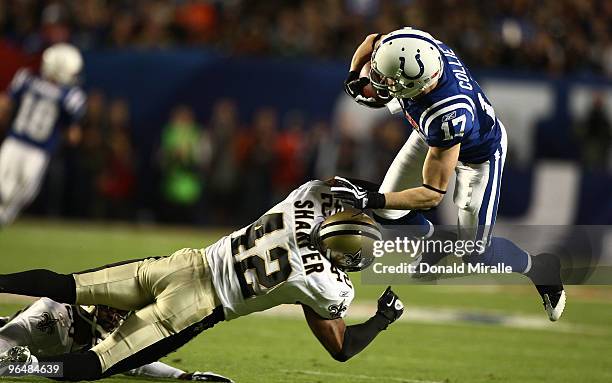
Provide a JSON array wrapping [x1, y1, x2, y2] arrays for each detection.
[[124, 361, 185, 379]]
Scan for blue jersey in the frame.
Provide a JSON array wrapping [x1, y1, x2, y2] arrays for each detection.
[[396, 30, 501, 164], [7, 69, 86, 152]]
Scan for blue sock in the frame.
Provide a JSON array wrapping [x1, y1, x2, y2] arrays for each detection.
[[467, 237, 530, 273], [373, 211, 432, 238]]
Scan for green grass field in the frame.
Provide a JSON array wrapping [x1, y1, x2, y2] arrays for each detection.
[[1, 220, 611, 383]]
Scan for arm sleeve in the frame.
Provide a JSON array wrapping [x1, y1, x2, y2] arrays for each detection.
[[424, 106, 474, 148], [333, 313, 389, 362]]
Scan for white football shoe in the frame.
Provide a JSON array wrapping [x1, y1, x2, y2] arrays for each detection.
[[543, 289, 566, 322]]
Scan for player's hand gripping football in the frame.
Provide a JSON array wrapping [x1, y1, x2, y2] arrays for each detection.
[[376, 286, 404, 326], [344, 70, 370, 99], [344, 70, 387, 108], [330, 176, 386, 210]]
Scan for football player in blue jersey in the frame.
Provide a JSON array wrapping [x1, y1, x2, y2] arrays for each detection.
[[0, 43, 86, 227], [335, 28, 565, 321]]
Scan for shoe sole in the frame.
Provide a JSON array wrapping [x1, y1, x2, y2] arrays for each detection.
[[545, 290, 566, 321]]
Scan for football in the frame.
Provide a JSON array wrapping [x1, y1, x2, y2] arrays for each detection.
[[360, 61, 378, 98]]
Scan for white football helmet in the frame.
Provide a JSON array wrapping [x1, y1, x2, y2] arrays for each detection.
[[41, 43, 83, 85], [370, 28, 443, 99]]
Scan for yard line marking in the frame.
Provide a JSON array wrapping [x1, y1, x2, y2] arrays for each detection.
[[281, 369, 443, 383]]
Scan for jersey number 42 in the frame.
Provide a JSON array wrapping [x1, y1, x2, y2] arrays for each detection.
[[231, 213, 292, 299]]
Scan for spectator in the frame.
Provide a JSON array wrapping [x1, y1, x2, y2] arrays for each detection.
[[273, 111, 306, 199], [158, 105, 203, 223], [576, 93, 612, 170], [1, 0, 611, 76], [372, 119, 407, 181], [236, 107, 278, 221], [97, 99, 136, 219], [175, 1, 218, 44], [205, 99, 241, 225], [65, 90, 107, 218], [307, 120, 335, 180]]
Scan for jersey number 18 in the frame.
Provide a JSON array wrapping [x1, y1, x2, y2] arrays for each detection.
[[13, 92, 58, 142]]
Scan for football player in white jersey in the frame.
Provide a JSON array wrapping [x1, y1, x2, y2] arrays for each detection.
[[0, 180, 404, 381], [0, 298, 233, 381], [337, 27, 565, 321], [0, 43, 86, 227]]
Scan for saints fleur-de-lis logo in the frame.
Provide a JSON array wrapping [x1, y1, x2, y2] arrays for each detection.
[[328, 300, 348, 319], [36, 312, 59, 335], [345, 249, 362, 267]]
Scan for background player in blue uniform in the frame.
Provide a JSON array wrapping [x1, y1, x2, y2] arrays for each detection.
[[0, 43, 86, 227], [336, 28, 565, 321]]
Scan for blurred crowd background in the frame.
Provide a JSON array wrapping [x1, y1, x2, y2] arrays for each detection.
[[1, 0, 611, 226], [2, 0, 612, 75]]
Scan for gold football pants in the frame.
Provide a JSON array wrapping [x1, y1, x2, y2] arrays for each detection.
[[73, 248, 220, 372]]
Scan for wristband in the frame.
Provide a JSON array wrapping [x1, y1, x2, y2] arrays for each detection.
[[422, 184, 446, 194], [366, 192, 386, 209]]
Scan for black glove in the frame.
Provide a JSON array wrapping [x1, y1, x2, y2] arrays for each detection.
[[376, 286, 404, 325], [330, 176, 386, 209], [344, 71, 388, 109], [344, 71, 368, 98]]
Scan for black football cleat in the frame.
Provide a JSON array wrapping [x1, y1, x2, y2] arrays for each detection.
[[535, 284, 566, 322], [186, 371, 235, 382], [527, 253, 566, 321]]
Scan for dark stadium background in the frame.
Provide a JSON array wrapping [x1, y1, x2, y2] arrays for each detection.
[[1, 2, 612, 383], [1, 0, 611, 226]]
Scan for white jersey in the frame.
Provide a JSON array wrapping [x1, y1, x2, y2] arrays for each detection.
[[206, 180, 355, 320], [0, 298, 80, 356]]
